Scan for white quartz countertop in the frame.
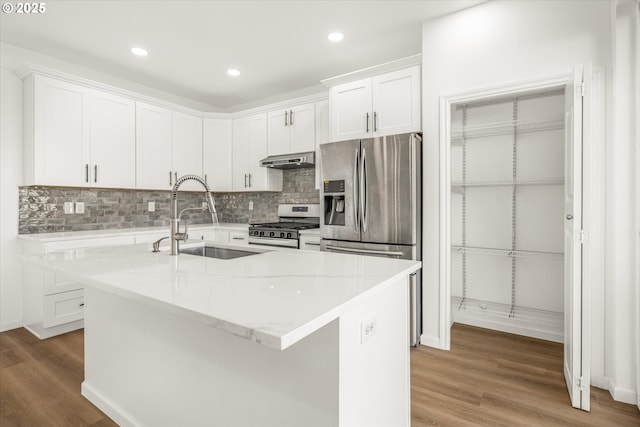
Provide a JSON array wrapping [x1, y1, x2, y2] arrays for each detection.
[[17, 223, 248, 242], [22, 244, 420, 350]]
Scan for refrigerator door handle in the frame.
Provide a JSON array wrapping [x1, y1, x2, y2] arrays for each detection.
[[324, 244, 404, 258], [353, 148, 360, 232], [360, 147, 368, 233]]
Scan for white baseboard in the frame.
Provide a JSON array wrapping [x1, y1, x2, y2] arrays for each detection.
[[0, 319, 22, 333], [606, 377, 637, 405], [81, 381, 142, 427]]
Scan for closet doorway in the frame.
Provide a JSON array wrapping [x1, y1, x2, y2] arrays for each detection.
[[439, 65, 595, 412]]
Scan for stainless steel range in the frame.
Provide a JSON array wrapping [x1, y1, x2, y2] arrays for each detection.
[[248, 204, 320, 248]]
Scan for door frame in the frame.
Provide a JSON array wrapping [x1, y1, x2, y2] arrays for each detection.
[[437, 70, 604, 409]]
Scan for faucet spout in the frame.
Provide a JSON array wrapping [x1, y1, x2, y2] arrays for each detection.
[[170, 175, 219, 255]]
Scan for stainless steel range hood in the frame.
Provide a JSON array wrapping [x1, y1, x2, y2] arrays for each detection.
[[259, 151, 315, 169]]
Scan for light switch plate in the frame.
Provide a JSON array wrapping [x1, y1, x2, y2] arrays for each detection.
[[249, 201, 254, 210], [75, 202, 85, 214], [63, 202, 74, 214], [148, 201, 155, 212]]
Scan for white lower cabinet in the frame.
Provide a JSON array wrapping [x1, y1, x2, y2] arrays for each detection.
[[229, 231, 249, 246], [300, 234, 321, 251], [22, 236, 134, 339]]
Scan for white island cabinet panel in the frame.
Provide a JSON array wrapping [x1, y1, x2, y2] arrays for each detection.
[[89, 90, 136, 188], [203, 118, 233, 192], [172, 111, 203, 191], [136, 102, 173, 190]]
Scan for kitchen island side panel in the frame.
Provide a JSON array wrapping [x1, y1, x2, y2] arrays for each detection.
[[82, 286, 339, 427]]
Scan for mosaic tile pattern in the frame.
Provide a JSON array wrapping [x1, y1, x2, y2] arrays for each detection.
[[18, 168, 319, 234]]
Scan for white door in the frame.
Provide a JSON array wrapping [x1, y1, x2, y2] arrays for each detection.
[[330, 78, 372, 142], [136, 102, 173, 190], [564, 64, 589, 411], [232, 117, 250, 191], [172, 111, 203, 191], [89, 90, 135, 188], [203, 118, 233, 192], [372, 66, 421, 137], [289, 103, 316, 153], [267, 108, 290, 156], [34, 76, 90, 187]]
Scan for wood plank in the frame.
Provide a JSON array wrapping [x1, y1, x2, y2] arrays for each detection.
[[1, 324, 638, 426]]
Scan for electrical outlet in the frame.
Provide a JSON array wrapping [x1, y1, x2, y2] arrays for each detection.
[[249, 201, 254, 210], [148, 201, 155, 212], [202, 202, 208, 210], [75, 202, 85, 214], [360, 316, 377, 343], [63, 202, 74, 214]]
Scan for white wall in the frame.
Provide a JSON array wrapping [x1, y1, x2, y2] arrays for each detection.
[[421, 0, 636, 404], [0, 42, 217, 331]]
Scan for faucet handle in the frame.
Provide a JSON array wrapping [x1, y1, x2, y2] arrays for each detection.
[[182, 220, 189, 241]]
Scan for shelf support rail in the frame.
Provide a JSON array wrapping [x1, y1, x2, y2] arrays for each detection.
[[459, 106, 468, 311], [509, 98, 518, 318]]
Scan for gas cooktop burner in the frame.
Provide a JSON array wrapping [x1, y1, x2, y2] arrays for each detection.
[[250, 221, 319, 231]]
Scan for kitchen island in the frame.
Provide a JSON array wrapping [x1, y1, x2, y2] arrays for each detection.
[[22, 243, 420, 427]]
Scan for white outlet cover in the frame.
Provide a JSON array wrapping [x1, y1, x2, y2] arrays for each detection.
[[249, 201, 254, 210], [63, 202, 74, 214], [360, 316, 377, 344], [75, 202, 85, 214], [148, 201, 155, 212]]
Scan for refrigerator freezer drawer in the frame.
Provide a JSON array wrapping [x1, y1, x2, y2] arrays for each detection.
[[321, 239, 416, 260]]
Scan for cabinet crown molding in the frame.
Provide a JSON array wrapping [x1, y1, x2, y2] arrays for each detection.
[[320, 54, 422, 88]]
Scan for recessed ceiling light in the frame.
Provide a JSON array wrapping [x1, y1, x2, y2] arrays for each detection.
[[328, 32, 344, 42], [131, 47, 148, 56], [227, 69, 240, 77]]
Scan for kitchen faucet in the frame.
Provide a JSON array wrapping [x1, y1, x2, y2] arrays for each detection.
[[152, 174, 219, 255]]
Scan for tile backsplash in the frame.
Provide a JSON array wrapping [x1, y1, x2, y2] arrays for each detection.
[[19, 168, 319, 234]]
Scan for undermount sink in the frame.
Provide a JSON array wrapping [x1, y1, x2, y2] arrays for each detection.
[[179, 245, 261, 260]]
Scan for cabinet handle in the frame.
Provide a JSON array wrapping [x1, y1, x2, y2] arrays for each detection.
[[373, 112, 378, 132], [94, 165, 98, 183], [232, 236, 245, 241], [248, 173, 252, 187], [85, 164, 89, 183], [285, 110, 288, 127], [289, 110, 293, 125], [366, 113, 370, 133], [79, 303, 85, 307], [244, 174, 248, 188], [169, 171, 173, 186], [304, 242, 320, 246], [174, 172, 178, 183]]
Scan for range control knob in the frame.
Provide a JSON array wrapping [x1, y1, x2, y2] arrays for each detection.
[[287, 232, 292, 239], [259, 231, 264, 237], [280, 232, 285, 238], [269, 231, 275, 237]]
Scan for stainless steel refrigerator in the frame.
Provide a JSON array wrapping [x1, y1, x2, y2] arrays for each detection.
[[319, 132, 422, 346]]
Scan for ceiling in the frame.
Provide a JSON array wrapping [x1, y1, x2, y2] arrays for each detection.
[[0, 0, 482, 112]]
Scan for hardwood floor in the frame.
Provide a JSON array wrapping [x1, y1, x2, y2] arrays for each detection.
[[411, 324, 640, 426], [1, 324, 638, 426]]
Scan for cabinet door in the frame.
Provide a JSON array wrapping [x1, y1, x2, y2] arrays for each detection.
[[314, 99, 330, 189], [247, 113, 271, 190], [267, 108, 290, 156], [289, 103, 315, 153], [330, 78, 371, 142], [232, 117, 250, 191], [172, 111, 203, 191], [203, 118, 233, 192], [136, 102, 173, 190], [33, 76, 90, 186], [372, 66, 421, 136], [89, 90, 136, 188]]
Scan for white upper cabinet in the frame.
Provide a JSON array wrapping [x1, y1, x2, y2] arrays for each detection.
[[329, 66, 420, 142], [267, 103, 315, 156], [203, 118, 233, 192], [89, 91, 135, 188], [233, 114, 282, 192], [172, 111, 203, 191], [136, 102, 173, 190], [314, 99, 330, 190], [24, 75, 135, 188]]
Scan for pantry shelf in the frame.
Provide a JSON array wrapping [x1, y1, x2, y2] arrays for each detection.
[[451, 115, 564, 144], [452, 245, 564, 260], [451, 177, 564, 191]]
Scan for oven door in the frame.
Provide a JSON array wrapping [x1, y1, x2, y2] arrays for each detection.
[[248, 236, 298, 248]]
